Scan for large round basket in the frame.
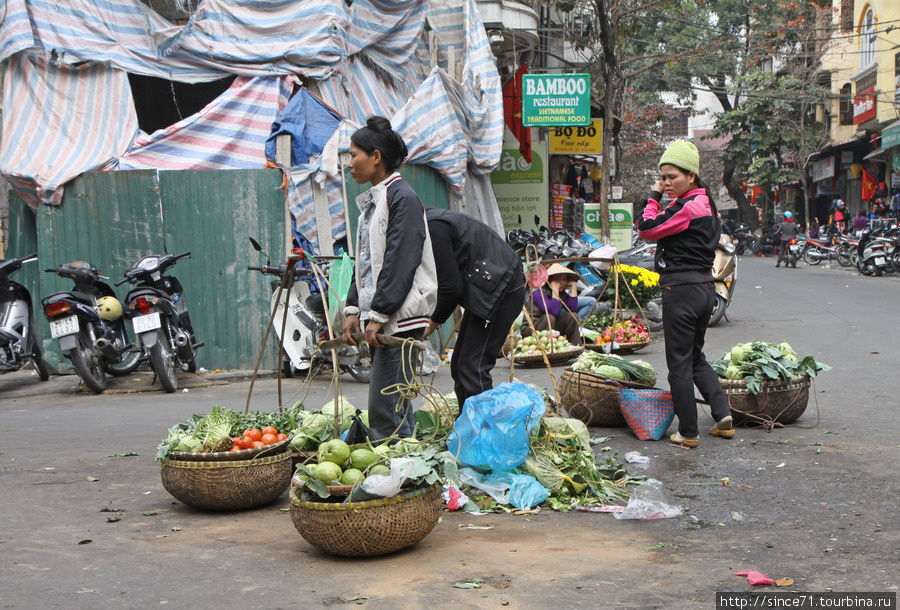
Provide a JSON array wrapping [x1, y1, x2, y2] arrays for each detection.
[[585, 340, 651, 355], [512, 345, 584, 367], [558, 369, 657, 426], [170, 437, 291, 462], [289, 484, 443, 557], [160, 452, 292, 511], [721, 375, 811, 425]]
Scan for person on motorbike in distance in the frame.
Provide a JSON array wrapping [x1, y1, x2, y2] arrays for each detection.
[[775, 211, 798, 268], [636, 140, 734, 448], [342, 116, 437, 440]]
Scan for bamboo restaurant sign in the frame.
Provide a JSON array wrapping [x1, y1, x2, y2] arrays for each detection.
[[522, 74, 591, 127]]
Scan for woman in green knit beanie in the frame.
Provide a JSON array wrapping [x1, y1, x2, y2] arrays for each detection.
[[636, 140, 734, 448]]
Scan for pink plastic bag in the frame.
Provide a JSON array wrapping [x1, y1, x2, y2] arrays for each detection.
[[734, 570, 774, 586]]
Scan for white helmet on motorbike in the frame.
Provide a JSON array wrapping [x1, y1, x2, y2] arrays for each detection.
[[96, 296, 123, 321]]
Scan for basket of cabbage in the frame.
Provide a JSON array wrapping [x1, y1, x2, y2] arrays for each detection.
[[558, 353, 657, 426], [709, 341, 830, 425]]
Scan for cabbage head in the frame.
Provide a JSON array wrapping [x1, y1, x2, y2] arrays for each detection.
[[321, 396, 356, 431], [595, 364, 626, 380]]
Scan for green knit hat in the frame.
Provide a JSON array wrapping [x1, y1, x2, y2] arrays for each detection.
[[659, 140, 700, 176]]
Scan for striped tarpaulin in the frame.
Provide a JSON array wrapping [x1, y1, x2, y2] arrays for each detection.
[[112, 76, 291, 171], [0, 53, 138, 206]]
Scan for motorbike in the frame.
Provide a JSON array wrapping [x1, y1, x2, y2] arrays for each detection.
[[0, 253, 50, 381], [855, 223, 897, 276], [117, 252, 202, 393], [731, 224, 758, 255], [42, 261, 140, 393], [708, 233, 737, 327], [248, 238, 370, 382], [801, 236, 841, 266]]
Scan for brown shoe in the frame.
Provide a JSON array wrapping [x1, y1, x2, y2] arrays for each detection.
[[710, 415, 735, 439], [669, 432, 699, 448]]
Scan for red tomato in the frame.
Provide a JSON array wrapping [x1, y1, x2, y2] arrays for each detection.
[[236, 437, 253, 450], [277, 433, 288, 442], [229, 445, 240, 451], [261, 426, 278, 436], [260, 433, 278, 445], [251, 440, 265, 448], [244, 429, 262, 442]]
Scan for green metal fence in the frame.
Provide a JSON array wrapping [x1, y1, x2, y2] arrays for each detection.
[[6, 164, 453, 370]]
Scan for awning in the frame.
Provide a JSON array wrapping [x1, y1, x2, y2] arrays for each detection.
[[863, 147, 889, 161], [810, 133, 869, 159]]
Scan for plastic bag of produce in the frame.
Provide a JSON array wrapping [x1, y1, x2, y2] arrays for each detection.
[[613, 478, 682, 519], [458, 469, 549, 510], [327, 252, 354, 321], [448, 382, 545, 471], [505, 473, 549, 509]]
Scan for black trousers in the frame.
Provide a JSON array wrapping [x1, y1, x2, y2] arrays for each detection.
[[450, 282, 525, 408], [662, 282, 732, 437]]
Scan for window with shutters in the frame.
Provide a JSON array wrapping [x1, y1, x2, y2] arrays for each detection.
[[839, 83, 853, 125], [860, 8, 876, 70]]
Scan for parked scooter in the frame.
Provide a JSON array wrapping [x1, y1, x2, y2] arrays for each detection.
[[731, 224, 758, 256], [42, 261, 140, 393], [708, 233, 737, 327], [247, 238, 370, 382], [117, 252, 202, 393], [801, 236, 841, 266], [855, 224, 896, 276], [0, 253, 50, 381]]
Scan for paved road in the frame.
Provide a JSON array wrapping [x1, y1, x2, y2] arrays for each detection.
[[1, 257, 897, 609]]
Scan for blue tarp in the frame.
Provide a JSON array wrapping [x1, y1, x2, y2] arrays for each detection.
[[266, 89, 342, 167]]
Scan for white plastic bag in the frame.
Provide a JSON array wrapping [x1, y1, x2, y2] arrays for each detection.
[[613, 478, 682, 519], [589, 245, 618, 271], [624, 451, 650, 464], [459, 468, 510, 504], [359, 457, 417, 498]]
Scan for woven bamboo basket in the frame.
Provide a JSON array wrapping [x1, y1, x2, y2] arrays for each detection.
[[721, 375, 811, 425], [160, 452, 292, 511], [512, 345, 584, 367], [585, 339, 651, 355], [558, 369, 657, 426], [170, 437, 291, 462], [289, 484, 443, 557]]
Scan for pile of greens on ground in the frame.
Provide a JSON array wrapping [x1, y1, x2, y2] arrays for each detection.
[[571, 351, 655, 383], [156, 404, 305, 459], [709, 341, 830, 394], [522, 417, 643, 511]]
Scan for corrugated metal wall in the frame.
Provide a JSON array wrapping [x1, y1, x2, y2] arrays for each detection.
[[6, 165, 453, 370], [7, 169, 285, 371]]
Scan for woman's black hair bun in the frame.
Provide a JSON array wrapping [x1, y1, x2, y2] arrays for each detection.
[[366, 116, 392, 132]]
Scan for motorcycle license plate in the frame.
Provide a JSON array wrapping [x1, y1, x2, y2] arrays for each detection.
[[49, 315, 79, 339], [789, 245, 799, 252], [132, 312, 161, 334], [874, 256, 885, 266]]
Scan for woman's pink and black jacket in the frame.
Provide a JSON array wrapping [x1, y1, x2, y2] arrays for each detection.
[[636, 187, 721, 286]]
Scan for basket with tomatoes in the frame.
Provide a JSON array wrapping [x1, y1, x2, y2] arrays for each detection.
[[157, 405, 301, 511]]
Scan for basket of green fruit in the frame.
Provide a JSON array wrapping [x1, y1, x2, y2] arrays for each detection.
[[512, 330, 583, 366], [289, 439, 446, 557]]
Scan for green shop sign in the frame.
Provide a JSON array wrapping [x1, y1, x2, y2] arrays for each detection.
[[522, 74, 591, 127]]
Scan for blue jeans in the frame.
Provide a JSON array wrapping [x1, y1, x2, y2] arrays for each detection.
[[575, 296, 597, 319], [367, 328, 423, 440]]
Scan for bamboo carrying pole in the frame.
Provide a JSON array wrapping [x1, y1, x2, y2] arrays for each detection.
[[317, 333, 429, 353]]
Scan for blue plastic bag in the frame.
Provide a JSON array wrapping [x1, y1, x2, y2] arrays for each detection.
[[447, 382, 545, 472], [458, 469, 549, 510]]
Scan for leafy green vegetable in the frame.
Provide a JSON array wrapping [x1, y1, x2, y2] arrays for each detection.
[[572, 351, 655, 383], [710, 341, 830, 394]]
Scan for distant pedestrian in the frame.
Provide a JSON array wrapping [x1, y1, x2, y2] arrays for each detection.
[[852, 211, 868, 235], [637, 140, 734, 448]]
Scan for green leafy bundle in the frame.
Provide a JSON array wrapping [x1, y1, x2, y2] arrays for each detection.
[[571, 352, 655, 384], [709, 341, 830, 394]]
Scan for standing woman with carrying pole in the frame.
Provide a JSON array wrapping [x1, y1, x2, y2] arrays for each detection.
[[636, 141, 734, 448], [341, 117, 437, 440]]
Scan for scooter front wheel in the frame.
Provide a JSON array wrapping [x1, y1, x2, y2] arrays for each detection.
[[707, 295, 728, 327], [345, 343, 371, 384]]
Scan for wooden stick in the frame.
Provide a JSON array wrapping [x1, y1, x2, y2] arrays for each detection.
[[317, 332, 429, 352]]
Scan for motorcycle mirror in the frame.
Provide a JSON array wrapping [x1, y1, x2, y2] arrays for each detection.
[[534, 214, 540, 227], [517, 214, 522, 226], [248, 237, 262, 252]]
